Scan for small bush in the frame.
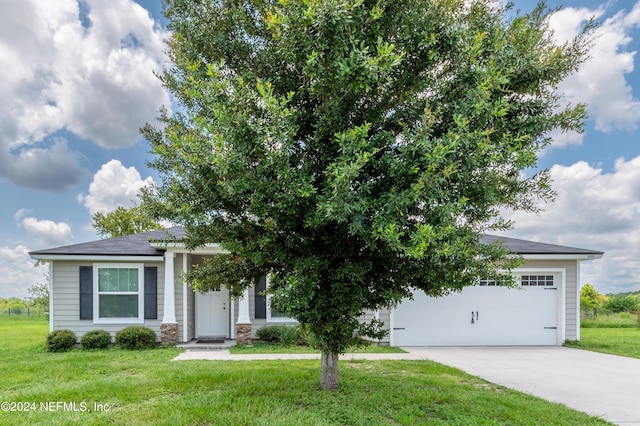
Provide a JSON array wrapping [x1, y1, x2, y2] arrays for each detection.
[[296, 324, 320, 349], [349, 336, 373, 348], [81, 329, 111, 350], [604, 295, 640, 313], [46, 329, 77, 352], [115, 326, 157, 350], [256, 325, 300, 346], [278, 325, 300, 346]]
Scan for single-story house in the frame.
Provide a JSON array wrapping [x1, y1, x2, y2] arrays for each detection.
[[29, 227, 603, 346]]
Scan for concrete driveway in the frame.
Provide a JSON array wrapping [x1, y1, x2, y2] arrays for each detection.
[[407, 347, 640, 426]]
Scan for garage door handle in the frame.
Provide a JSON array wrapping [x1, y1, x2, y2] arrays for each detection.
[[471, 311, 478, 324], [544, 327, 557, 329], [544, 288, 557, 290], [393, 328, 405, 330]]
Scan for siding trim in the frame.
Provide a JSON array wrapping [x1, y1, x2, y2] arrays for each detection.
[[48, 262, 53, 332], [576, 260, 581, 341]]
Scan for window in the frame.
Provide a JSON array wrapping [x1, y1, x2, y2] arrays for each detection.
[[94, 263, 144, 323], [521, 275, 554, 287], [265, 276, 296, 323], [478, 279, 502, 287]]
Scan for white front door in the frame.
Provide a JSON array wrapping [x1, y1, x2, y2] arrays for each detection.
[[196, 287, 230, 338]]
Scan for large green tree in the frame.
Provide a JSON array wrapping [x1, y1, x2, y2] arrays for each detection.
[[580, 283, 600, 316], [92, 205, 163, 238], [143, 0, 592, 389]]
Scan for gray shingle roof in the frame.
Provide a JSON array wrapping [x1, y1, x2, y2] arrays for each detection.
[[481, 234, 603, 256], [29, 227, 186, 257], [29, 226, 603, 258]]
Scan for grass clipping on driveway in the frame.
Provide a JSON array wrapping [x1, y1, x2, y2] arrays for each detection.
[[229, 341, 406, 354], [0, 317, 610, 425]]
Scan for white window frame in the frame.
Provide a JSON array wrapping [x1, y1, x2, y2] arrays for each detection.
[[93, 263, 144, 324], [265, 276, 297, 323]]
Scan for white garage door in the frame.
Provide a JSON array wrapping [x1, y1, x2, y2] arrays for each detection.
[[393, 273, 560, 346]]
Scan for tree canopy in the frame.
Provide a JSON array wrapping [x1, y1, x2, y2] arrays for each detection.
[[92, 205, 163, 239], [143, 0, 592, 389]]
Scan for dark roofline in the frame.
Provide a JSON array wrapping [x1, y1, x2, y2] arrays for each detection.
[[29, 227, 186, 257], [29, 226, 603, 259], [481, 234, 604, 256]]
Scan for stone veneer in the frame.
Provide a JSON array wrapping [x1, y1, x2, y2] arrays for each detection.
[[235, 323, 252, 345], [160, 323, 179, 345]]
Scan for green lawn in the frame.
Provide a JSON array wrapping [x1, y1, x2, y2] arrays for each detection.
[[0, 316, 610, 425], [565, 327, 640, 359]]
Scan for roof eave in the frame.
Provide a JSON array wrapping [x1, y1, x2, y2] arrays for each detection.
[[149, 241, 230, 255], [29, 254, 165, 262], [522, 253, 604, 261]]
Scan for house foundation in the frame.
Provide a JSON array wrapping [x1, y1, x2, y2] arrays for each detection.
[[160, 323, 179, 345], [236, 323, 252, 345]]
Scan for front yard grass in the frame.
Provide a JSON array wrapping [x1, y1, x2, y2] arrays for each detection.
[[565, 327, 640, 359], [0, 316, 610, 425]]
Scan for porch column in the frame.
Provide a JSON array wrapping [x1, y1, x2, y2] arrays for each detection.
[[161, 251, 178, 344], [236, 287, 252, 345]]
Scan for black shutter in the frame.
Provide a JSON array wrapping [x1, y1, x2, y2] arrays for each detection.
[[79, 266, 93, 320], [254, 276, 267, 319], [144, 267, 158, 320]]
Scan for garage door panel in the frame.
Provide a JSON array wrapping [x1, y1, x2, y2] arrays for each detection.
[[393, 273, 560, 346]]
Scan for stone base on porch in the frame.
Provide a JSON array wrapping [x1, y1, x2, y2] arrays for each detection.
[[160, 323, 179, 345], [236, 323, 252, 345]]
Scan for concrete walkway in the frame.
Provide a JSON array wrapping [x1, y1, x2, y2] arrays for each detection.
[[174, 346, 640, 425]]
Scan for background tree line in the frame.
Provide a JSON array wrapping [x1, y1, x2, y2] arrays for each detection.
[[0, 277, 49, 317], [580, 283, 640, 317]]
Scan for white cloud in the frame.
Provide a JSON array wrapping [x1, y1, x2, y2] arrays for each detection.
[[0, 245, 48, 299], [545, 128, 584, 149], [548, 2, 640, 144], [14, 208, 73, 247], [0, 0, 170, 190], [78, 159, 154, 215], [20, 218, 73, 248], [499, 156, 640, 294]]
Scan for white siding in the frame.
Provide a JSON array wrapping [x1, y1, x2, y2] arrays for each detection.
[[358, 310, 391, 344]]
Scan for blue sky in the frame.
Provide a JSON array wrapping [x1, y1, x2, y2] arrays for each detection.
[[1, 0, 640, 298]]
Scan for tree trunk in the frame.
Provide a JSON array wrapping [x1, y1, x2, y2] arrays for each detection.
[[320, 349, 339, 390]]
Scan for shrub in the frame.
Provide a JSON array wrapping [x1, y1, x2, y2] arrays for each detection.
[[256, 324, 300, 346], [81, 329, 111, 350], [296, 324, 320, 349], [348, 336, 373, 347], [115, 326, 157, 350], [278, 325, 300, 346], [604, 295, 640, 313], [46, 329, 77, 352]]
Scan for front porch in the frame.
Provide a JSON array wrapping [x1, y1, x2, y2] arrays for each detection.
[[154, 246, 254, 345]]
